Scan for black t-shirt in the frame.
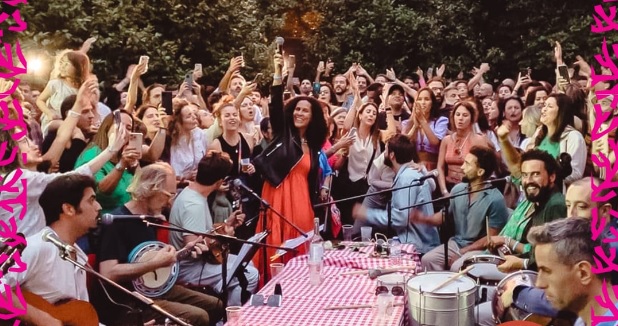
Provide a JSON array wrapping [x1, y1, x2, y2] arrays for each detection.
[[41, 130, 88, 173], [377, 110, 411, 130]]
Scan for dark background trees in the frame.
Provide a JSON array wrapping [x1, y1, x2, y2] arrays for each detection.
[[12, 0, 613, 89]]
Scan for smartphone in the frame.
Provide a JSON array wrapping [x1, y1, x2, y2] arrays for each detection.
[[289, 55, 296, 68], [318, 61, 325, 71], [558, 64, 570, 84], [427, 67, 434, 76], [184, 72, 193, 87], [113, 110, 121, 130], [349, 127, 358, 137], [292, 77, 300, 86], [128, 133, 143, 158], [162, 91, 173, 115], [195, 63, 202, 71], [313, 82, 321, 97], [139, 55, 149, 73], [252, 73, 263, 85], [234, 52, 245, 67]]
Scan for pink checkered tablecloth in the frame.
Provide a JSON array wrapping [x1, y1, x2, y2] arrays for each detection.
[[225, 243, 418, 326]]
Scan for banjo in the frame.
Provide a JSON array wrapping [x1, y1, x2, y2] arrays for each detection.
[[128, 241, 194, 298]]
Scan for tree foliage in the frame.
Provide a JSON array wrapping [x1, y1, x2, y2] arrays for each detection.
[[13, 0, 613, 88]]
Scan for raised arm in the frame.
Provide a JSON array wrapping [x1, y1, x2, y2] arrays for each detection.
[[468, 63, 489, 90], [123, 62, 147, 114], [218, 56, 244, 92]]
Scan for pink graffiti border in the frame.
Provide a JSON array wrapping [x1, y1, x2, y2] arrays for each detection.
[[0, 0, 29, 323], [591, 1, 618, 325]]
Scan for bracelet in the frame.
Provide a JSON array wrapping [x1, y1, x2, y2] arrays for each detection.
[[523, 258, 529, 269], [505, 236, 512, 248], [512, 241, 520, 252], [106, 147, 118, 154], [321, 185, 330, 191], [68, 110, 81, 118]]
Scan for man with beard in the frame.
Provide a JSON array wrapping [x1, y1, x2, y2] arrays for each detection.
[[412, 146, 509, 271], [450, 149, 567, 271], [427, 77, 445, 106], [356, 75, 369, 98], [352, 134, 440, 254], [299, 79, 313, 96], [377, 84, 411, 132], [332, 74, 354, 109]]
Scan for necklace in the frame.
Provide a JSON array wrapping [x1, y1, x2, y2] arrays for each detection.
[[454, 132, 471, 156], [301, 138, 308, 145]]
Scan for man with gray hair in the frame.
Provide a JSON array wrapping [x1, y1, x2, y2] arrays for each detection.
[[529, 217, 617, 326], [97, 162, 223, 326]]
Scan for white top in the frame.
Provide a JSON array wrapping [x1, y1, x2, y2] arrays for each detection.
[[41, 79, 77, 134], [1, 228, 89, 304], [0, 165, 92, 237], [170, 128, 208, 178], [348, 136, 380, 182]]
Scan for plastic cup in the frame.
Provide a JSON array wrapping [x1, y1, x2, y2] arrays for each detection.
[[375, 293, 394, 319], [361, 226, 372, 242], [270, 263, 284, 278], [241, 158, 250, 173], [342, 225, 354, 242], [226, 306, 242, 325]]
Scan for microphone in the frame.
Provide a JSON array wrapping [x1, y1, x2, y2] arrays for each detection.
[[42, 229, 75, 254], [480, 176, 511, 187], [233, 179, 270, 207], [417, 169, 439, 183], [275, 36, 285, 54], [99, 213, 161, 225]]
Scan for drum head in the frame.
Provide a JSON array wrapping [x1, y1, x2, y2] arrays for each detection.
[[467, 263, 507, 282], [407, 271, 475, 294], [128, 241, 180, 298]]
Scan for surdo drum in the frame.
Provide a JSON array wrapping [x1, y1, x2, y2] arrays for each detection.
[[406, 271, 477, 326]]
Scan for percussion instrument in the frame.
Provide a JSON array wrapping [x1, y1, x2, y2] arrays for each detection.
[[376, 273, 407, 296], [128, 241, 186, 297], [461, 255, 507, 303], [407, 271, 477, 326], [492, 270, 551, 325]]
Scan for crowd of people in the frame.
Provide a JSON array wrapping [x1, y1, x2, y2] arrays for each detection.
[[0, 36, 615, 326]]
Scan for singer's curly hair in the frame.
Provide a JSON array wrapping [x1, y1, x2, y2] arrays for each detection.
[[40, 174, 96, 226]]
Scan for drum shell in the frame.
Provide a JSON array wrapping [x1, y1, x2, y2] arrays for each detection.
[[492, 270, 538, 323], [406, 272, 477, 326]]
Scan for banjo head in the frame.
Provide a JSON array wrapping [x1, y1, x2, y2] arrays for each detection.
[[128, 241, 180, 298]]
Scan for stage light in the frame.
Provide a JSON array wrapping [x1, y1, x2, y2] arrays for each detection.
[[28, 58, 42, 74]]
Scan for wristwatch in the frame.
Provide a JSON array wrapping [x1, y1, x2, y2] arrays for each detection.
[[115, 162, 126, 171]]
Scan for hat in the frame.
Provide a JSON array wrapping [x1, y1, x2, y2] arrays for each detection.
[[387, 83, 405, 96], [330, 107, 347, 118]]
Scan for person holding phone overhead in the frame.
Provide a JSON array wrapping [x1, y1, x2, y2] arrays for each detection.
[[252, 53, 329, 279]]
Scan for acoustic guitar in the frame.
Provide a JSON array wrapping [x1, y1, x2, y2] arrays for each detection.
[[0, 290, 98, 326]]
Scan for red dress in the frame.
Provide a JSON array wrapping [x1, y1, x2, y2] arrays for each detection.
[[253, 154, 314, 281]]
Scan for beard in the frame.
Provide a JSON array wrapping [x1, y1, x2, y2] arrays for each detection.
[[384, 155, 393, 168], [524, 182, 552, 203], [462, 176, 472, 183]]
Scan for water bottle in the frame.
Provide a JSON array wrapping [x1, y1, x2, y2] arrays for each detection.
[[308, 218, 324, 286], [389, 236, 402, 266]]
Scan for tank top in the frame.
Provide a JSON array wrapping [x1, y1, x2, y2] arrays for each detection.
[[217, 134, 251, 178]]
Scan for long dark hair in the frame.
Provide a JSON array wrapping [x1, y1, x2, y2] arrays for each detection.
[[416, 87, 441, 121], [534, 93, 573, 146], [283, 96, 328, 150], [319, 82, 338, 105]]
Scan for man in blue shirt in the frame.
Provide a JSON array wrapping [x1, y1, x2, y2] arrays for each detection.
[[353, 134, 439, 254], [412, 146, 509, 271]]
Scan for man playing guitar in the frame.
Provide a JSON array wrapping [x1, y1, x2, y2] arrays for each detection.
[[169, 151, 259, 307], [97, 162, 224, 326], [0, 175, 101, 325]]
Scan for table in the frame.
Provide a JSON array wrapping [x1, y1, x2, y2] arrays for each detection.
[[225, 243, 420, 326]]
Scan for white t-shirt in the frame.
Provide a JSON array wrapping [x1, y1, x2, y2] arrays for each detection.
[[170, 128, 208, 178], [0, 166, 92, 237], [1, 228, 89, 304]]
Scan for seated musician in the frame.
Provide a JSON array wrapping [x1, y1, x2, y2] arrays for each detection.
[[97, 162, 224, 326], [410, 145, 509, 270], [169, 151, 259, 306], [352, 134, 440, 254], [449, 149, 566, 272], [0, 175, 101, 326], [488, 177, 618, 325], [527, 218, 617, 325]]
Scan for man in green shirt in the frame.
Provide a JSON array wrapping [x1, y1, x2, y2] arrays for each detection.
[[450, 149, 566, 271]]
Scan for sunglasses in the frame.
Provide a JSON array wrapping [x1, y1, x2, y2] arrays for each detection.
[[250, 294, 282, 307], [376, 286, 405, 296]]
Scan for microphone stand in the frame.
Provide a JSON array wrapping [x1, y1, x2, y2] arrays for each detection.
[[56, 251, 191, 326], [402, 184, 498, 270], [314, 177, 431, 237], [144, 220, 294, 315]]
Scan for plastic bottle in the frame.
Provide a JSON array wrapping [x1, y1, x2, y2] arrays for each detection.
[[308, 218, 324, 286], [390, 236, 402, 266]]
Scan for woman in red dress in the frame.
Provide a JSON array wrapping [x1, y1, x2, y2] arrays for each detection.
[[253, 54, 328, 280]]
